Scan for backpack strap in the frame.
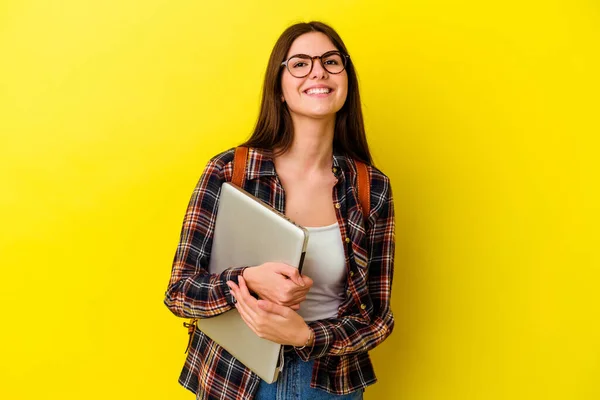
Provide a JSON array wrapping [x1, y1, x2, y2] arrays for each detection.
[[232, 146, 249, 187], [355, 160, 371, 221]]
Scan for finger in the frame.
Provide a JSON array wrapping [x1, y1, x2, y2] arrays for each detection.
[[228, 281, 258, 323], [226, 280, 239, 301], [300, 275, 314, 288], [237, 276, 258, 311], [275, 264, 306, 287], [285, 280, 311, 297], [238, 277, 267, 317], [236, 279, 280, 339], [257, 299, 291, 318], [238, 276, 259, 305], [285, 287, 309, 304], [234, 296, 261, 335], [232, 278, 258, 325], [281, 295, 306, 307], [286, 275, 313, 296]]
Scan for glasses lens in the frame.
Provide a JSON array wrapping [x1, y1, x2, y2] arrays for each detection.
[[322, 52, 345, 74], [287, 56, 312, 78]]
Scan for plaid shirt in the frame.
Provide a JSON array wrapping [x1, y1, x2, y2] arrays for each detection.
[[164, 147, 395, 400]]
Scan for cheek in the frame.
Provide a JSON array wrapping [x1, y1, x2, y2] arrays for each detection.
[[281, 75, 302, 99], [338, 86, 348, 101], [336, 79, 349, 105]]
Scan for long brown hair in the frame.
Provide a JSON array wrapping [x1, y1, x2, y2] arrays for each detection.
[[241, 21, 372, 165]]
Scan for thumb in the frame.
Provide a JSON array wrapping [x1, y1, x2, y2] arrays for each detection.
[[275, 264, 305, 287]]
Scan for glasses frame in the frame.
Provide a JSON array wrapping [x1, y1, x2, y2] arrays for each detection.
[[281, 50, 350, 78]]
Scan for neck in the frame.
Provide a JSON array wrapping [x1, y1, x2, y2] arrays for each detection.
[[276, 114, 335, 172]]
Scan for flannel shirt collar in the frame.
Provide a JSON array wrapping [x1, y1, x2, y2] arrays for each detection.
[[244, 148, 276, 180], [245, 147, 354, 183]]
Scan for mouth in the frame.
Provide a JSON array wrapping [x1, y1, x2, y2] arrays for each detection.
[[304, 87, 334, 96]]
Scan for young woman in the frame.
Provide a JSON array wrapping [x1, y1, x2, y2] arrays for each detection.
[[165, 21, 395, 400]]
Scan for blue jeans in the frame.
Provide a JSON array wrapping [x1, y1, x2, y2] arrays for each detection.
[[255, 352, 364, 400]]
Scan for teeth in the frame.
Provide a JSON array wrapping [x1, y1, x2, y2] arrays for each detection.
[[306, 88, 331, 95]]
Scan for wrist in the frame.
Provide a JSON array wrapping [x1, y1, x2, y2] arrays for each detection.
[[241, 267, 254, 292], [295, 325, 314, 349]]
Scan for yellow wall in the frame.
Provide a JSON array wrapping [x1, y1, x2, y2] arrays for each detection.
[[1, 1, 598, 399]]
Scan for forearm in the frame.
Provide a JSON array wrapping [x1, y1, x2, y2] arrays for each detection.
[[164, 266, 246, 318], [294, 307, 394, 360]]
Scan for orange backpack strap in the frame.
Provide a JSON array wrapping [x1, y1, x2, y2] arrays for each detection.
[[355, 160, 371, 221], [232, 146, 249, 187]]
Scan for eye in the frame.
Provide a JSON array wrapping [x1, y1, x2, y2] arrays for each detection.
[[292, 61, 309, 68], [324, 59, 339, 66]]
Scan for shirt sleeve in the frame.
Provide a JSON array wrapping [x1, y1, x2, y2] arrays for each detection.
[[296, 177, 395, 359], [164, 157, 245, 319]]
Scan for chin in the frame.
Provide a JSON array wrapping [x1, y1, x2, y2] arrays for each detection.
[[307, 111, 337, 120], [308, 106, 341, 117], [289, 104, 342, 120]]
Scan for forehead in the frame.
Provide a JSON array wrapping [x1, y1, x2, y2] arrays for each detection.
[[286, 32, 338, 58]]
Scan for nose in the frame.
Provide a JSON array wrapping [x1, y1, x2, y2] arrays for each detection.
[[310, 57, 328, 79]]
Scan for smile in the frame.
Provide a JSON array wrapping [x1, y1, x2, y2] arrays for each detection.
[[304, 87, 333, 95]]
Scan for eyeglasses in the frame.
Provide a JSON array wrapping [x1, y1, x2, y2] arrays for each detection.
[[281, 50, 349, 78]]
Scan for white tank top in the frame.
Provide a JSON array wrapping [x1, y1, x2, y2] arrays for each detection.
[[296, 222, 347, 322]]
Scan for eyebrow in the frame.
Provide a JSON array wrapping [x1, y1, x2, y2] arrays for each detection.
[[286, 50, 340, 58]]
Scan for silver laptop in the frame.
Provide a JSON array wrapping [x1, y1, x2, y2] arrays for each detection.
[[199, 182, 308, 383]]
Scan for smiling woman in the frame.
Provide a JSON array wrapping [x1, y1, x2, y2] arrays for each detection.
[[164, 21, 395, 400]]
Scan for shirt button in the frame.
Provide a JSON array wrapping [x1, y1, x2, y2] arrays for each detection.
[[345, 237, 350, 243], [335, 203, 341, 209], [360, 304, 366, 310]]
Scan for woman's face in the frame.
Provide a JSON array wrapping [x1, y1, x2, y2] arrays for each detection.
[[280, 32, 348, 121]]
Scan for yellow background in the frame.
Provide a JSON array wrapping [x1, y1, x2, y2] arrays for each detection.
[[1, 1, 598, 399]]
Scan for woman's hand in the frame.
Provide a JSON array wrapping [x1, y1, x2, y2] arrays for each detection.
[[243, 262, 313, 310], [227, 276, 312, 347]]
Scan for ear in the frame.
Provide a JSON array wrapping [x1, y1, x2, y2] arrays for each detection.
[[281, 96, 285, 103]]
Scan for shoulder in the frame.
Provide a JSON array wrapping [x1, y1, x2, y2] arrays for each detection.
[[207, 148, 236, 168], [199, 148, 237, 182], [366, 164, 391, 195], [206, 146, 268, 168], [206, 146, 273, 183], [349, 158, 391, 196], [363, 163, 393, 214]]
